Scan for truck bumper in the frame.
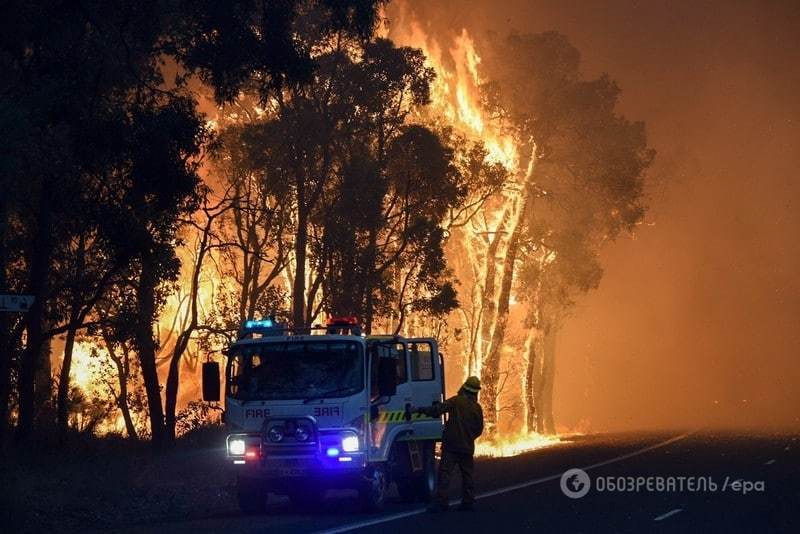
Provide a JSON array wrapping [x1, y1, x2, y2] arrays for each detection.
[[234, 451, 369, 491]]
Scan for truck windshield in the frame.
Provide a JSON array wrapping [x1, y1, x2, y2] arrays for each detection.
[[226, 341, 364, 401]]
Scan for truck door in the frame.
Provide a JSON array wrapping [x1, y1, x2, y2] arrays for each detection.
[[406, 339, 444, 441], [368, 341, 411, 457]]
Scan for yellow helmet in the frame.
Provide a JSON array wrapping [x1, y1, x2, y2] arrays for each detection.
[[462, 376, 481, 393]]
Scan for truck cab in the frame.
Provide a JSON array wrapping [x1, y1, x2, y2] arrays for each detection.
[[202, 317, 445, 513]]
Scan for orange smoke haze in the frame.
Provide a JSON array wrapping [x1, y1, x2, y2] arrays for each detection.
[[390, 0, 800, 432]]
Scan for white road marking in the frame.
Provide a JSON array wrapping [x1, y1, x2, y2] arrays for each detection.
[[653, 508, 683, 521], [315, 432, 693, 534], [765, 459, 776, 465]]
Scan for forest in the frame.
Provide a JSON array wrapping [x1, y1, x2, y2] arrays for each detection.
[[0, 0, 653, 452]]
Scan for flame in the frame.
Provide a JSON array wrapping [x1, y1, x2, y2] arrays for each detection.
[[69, 341, 96, 391], [475, 432, 561, 458], [394, 20, 518, 171], [390, 9, 563, 456], [65, 9, 564, 452]]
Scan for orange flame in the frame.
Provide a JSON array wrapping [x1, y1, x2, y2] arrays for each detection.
[[475, 432, 561, 458], [390, 8, 559, 455]]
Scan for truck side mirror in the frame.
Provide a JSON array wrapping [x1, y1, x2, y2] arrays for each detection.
[[202, 361, 220, 402], [377, 357, 397, 397]]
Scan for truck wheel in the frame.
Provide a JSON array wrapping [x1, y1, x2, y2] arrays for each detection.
[[236, 476, 268, 514], [396, 442, 436, 502], [414, 443, 436, 502], [359, 465, 388, 511], [412, 442, 436, 502], [288, 488, 326, 509]]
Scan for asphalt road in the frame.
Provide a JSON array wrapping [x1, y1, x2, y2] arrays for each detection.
[[134, 430, 800, 533]]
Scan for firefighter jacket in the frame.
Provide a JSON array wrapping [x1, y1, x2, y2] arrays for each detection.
[[419, 391, 484, 455]]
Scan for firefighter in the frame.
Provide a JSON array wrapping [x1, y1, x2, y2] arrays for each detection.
[[416, 376, 484, 512]]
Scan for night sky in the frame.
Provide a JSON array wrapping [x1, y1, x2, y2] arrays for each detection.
[[394, 0, 800, 431]]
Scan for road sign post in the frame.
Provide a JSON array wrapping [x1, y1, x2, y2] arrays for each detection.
[[0, 294, 35, 313]]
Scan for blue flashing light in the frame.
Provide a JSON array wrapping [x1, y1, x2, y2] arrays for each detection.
[[338, 456, 353, 462], [326, 447, 340, 457], [244, 318, 274, 329]]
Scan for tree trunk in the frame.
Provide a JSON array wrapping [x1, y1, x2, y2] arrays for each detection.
[[479, 223, 521, 438], [135, 253, 166, 449], [56, 323, 78, 430], [364, 228, 378, 334], [34, 332, 52, 424], [57, 233, 86, 431], [164, 351, 181, 442], [533, 334, 546, 433], [478, 220, 505, 368], [17, 192, 53, 441], [117, 370, 138, 441], [104, 333, 138, 440], [524, 333, 541, 433], [165, 329, 196, 443], [166, 209, 213, 443], [293, 187, 307, 329], [539, 329, 557, 434]]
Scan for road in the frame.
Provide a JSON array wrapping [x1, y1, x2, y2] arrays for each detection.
[[135, 431, 799, 533]]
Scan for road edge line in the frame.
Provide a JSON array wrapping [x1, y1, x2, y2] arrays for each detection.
[[653, 508, 683, 521], [315, 432, 693, 534]]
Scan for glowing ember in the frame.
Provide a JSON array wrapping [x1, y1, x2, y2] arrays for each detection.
[[474, 432, 561, 458]]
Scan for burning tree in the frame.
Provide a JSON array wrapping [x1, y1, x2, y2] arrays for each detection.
[[389, 15, 654, 437], [1, 0, 654, 452]]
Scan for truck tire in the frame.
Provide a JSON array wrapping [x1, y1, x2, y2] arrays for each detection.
[[236, 476, 268, 514], [413, 442, 436, 502], [396, 442, 436, 502], [359, 465, 388, 511]]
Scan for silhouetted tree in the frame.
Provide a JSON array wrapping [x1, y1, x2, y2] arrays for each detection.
[[477, 31, 654, 435], [1, 0, 190, 442], [168, 0, 386, 328]]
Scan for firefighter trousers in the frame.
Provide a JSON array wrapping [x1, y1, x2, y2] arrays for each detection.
[[434, 450, 475, 506]]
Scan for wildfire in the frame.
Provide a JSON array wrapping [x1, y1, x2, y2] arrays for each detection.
[[395, 21, 518, 172], [69, 341, 96, 392], [391, 7, 560, 457], [60, 8, 563, 453], [475, 432, 561, 458]]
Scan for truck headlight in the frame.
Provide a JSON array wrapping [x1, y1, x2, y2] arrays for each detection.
[[228, 438, 246, 456], [267, 426, 285, 443], [341, 434, 359, 452], [295, 423, 311, 442]]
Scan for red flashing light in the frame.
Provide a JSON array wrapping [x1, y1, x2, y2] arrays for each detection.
[[245, 450, 258, 459], [326, 316, 359, 327]]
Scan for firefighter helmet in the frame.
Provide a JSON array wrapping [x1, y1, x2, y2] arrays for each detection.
[[462, 376, 481, 393]]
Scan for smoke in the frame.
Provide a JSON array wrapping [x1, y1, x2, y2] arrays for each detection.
[[389, 0, 800, 431]]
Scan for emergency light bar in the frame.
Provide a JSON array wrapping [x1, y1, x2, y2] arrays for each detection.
[[326, 316, 361, 336], [245, 318, 274, 329], [326, 316, 359, 326], [236, 315, 365, 340], [239, 316, 286, 338]]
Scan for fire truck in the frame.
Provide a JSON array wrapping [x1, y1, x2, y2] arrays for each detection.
[[201, 316, 445, 513]]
